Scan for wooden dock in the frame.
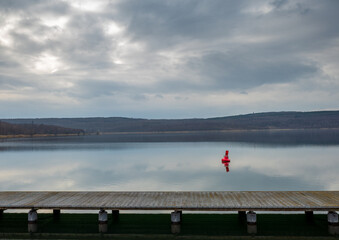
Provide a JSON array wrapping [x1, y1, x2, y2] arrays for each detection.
[[0, 191, 339, 211]]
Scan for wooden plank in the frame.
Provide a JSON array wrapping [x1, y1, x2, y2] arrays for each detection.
[[0, 191, 338, 211]]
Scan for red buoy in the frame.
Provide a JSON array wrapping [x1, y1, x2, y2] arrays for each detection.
[[221, 150, 231, 172]]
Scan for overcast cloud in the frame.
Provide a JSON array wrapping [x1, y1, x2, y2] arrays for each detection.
[[0, 0, 338, 118]]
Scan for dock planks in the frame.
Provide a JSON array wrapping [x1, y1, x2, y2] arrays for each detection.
[[0, 191, 338, 211]]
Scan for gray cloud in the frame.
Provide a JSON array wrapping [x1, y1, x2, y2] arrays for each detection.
[[114, 0, 244, 48], [0, 75, 31, 90], [186, 51, 318, 89], [0, 0, 338, 118]]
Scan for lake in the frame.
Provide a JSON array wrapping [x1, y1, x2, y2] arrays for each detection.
[[1, 132, 338, 192]]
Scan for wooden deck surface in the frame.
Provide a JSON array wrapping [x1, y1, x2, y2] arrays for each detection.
[[0, 191, 338, 211]]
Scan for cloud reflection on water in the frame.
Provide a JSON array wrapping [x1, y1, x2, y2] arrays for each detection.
[[0, 141, 338, 191]]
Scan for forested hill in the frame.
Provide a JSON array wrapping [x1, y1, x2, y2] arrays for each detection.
[[2, 111, 339, 134], [0, 121, 84, 136]]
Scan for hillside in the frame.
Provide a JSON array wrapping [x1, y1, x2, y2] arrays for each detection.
[[2, 111, 339, 134], [0, 121, 84, 136]]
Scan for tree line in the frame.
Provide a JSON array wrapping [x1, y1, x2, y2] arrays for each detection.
[[3, 111, 339, 134], [0, 121, 84, 136]]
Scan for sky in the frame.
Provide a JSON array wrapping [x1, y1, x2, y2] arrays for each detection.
[[0, 0, 338, 119]]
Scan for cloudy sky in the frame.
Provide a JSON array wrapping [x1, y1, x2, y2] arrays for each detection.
[[0, 0, 338, 119]]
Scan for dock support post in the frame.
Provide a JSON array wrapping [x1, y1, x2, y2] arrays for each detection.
[[305, 211, 313, 222], [238, 211, 246, 224], [171, 211, 181, 234], [328, 211, 339, 236], [178, 210, 182, 222], [246, 211, 257, 225], [328, 211, 339, 225], [171, 210, 181, 224], [112, 210, 119, 222], [28, 209, 38, 223], [246, 211, 257, 235], [28, 209, 38, 233], [98, 209, 108, 233], [53, 209, 60, 220], [238, 211, 246, 220], [0, 209, 4, 218]]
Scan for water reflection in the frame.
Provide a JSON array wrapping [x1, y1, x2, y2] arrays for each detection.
[[0, 139, 338, 191]]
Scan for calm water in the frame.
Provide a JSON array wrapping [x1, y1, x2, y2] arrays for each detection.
[[0, 134, 338, 191]]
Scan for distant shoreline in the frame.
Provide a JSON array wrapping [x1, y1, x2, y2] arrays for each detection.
[[1, 128, 338, 146], [2, 127, 339, 139], [98, 127, 339, 135], [0, 133, 84, 139], [3, 111, 339, 135]]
